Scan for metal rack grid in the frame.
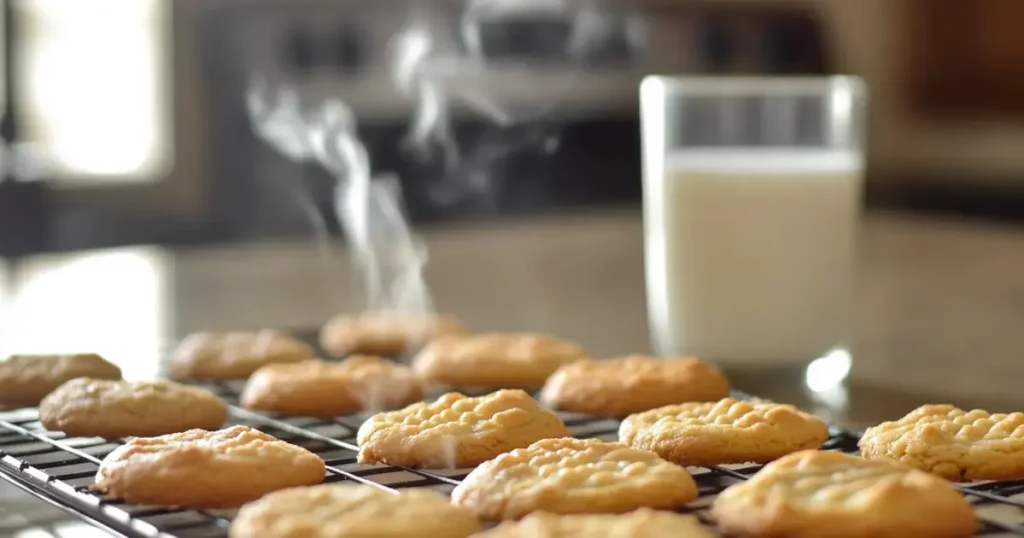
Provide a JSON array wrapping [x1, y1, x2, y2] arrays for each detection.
[[3, 383, 1024, 537]]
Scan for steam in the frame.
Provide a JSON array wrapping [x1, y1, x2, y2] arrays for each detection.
[[248, 82, 433, 315], [246, 80, 335, 262], [441, 434, 459, 470], [247, 0, 627, 317], [388, 0, 576, 206]]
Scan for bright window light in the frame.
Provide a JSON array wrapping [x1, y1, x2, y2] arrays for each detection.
[[15, 0, 170, 182], [2, 248, 169, 381]]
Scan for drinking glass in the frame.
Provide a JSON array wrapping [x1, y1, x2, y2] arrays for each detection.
[[639, 76, 866, 387]]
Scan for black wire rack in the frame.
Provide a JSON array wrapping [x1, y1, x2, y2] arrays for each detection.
[[2, 375, 1024, 537]]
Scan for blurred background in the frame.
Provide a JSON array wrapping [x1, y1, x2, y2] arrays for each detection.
[[1, 0, 1023, 256], [0, 0, 1023, 403], [3, 2, 1024, 533]]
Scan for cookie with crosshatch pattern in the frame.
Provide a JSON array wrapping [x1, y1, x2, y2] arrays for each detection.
[[618, 398, 829, 467], [320, 312, 469, 357], [356, 389, 570, 469], [229, 484, 483, 538], [469, 509, 714, 537], [241, 356, 424, 417], [859, 404, 1024, 481], [39, 378, 227, 438], [711, 450, 976, 538], [93, 425, 326, 509], [0, 353, 122, 410], [539, 355, 731, 416], [168, 330, 316, 380], [450, 437, 698, 521], [412, 332, 586, 388]]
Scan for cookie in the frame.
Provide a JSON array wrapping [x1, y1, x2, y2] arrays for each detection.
[[0, 354, 122, 410], [859, 404, 1024, 481], [320, 312, 468, 357], [711, 450, 976, 538], [168, 330, 315, 380], [230, 484, 482, 538], [94, 425, 326, 508], [452, 437, 698, 521], [618, 398, 829, 467], [539, 355, 731, 416], [241, 356, 425, 417], [412, 332, 585, 388], [39, 378, 228, 438], [471, 509, 713, 537], [357, 389, 569, 468]]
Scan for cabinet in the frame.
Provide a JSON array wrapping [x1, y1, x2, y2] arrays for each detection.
[[903, 0, 1024, 118]]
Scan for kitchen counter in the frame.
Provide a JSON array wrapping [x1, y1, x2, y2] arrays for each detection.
[[2, 207, 1024, 535], [4, 207, 1024, 421]]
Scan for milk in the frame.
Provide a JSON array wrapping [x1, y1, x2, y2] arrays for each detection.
[[644, 148, 862, 365]]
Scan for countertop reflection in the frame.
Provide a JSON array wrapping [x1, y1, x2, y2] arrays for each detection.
[[1, 207, 1023, 426], [1, 480, 113, 538]]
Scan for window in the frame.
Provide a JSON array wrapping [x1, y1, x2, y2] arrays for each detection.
[[14, 0, 171, 183]]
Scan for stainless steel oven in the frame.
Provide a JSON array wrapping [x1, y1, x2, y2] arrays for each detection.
[[180, 0, 830, 240], [2, 0, 832, 253]]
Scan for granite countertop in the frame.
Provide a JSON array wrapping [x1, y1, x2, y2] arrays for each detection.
[[2, 207, 1023, 535]]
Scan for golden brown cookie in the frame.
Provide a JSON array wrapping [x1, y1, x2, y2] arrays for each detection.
[[711, 450, 976, 538], [618, 398, 829, 467], [39, 378, 228, 438], [93, 425, 326, 508], [230, 484, 483, 538], [412, 332, 585, 388], [0, 354, 122, 410], [451, 437, 698, 521], [168, 330, 315, 380], [470, 509, 713, 537], [859, 404, 1024, 481], [320, 312, 468, 357], [357, 389, 569, 469], [539, 355, 730, 416], [241, 356, 425, 417]]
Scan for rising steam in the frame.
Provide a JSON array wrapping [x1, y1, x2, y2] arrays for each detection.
[[247, 82, 433, 316], [247, 0, 622, 317], [387, 0, 604, 205], [246, 80, 335, 261], [309, 103, 433, 315]]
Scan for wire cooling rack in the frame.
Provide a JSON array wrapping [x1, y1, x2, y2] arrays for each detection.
[[2, 374, 1024, 536]]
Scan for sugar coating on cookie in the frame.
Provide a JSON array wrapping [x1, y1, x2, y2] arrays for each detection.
[[230, 484, 482, 538], [241, 356, 425, 417], [357, 389, 570, 469], [0, 354, 122, 410], [471, 509, 713, 537], [320, 312, 467, 357], [618, 397, 829, 467], [450, 437, 698, 521], [40, 378, 228, 438], [94, 425, 326, 508], [859, 404, 1024, 481], [539, 355, 731, 416], [412, 332, 585, 388], [711, 450, 976, 538], [168, 330, 315, 380]]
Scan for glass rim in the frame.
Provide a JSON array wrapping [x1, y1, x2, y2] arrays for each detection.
[[641, 75, 866, 97]]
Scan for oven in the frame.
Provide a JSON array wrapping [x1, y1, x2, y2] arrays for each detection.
[[1, 0, 833, 253], [184, 0, 831, 241]]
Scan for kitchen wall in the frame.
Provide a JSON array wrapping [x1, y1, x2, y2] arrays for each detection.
[[822, 0, 1024, 184]]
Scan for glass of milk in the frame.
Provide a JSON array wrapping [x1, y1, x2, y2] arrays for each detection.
[[640, 76, 866, 381]]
